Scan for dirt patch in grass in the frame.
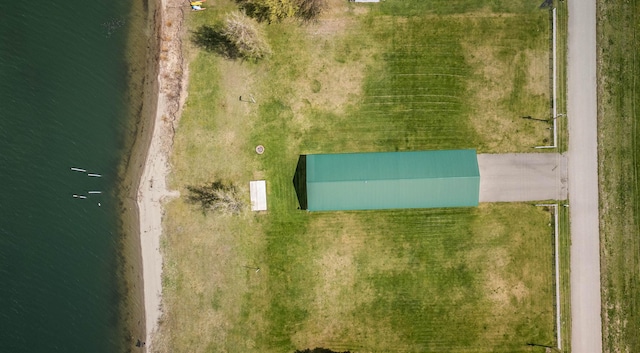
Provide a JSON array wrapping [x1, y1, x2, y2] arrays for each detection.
[[309, 0, 357, 35], [284, 18, 377, 125], [291, 215, 382, 349], [486, 270, 511, 306], [293, 55, 369, 118], [525, 48, 549, 97], [484, 256, 530, 308]]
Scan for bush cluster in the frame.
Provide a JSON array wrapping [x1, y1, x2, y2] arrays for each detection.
[[295, 349, 351, 353], [238, 0, 327, 22], [186, 180, 244, 214]]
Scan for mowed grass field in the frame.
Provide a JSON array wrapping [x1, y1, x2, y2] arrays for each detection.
[[156, 1, 557, 352], [597, 0, 640, 352], [296, 4, 553, 153]]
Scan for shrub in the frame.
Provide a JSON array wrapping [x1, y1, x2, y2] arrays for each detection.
[[295, 349, 350, 353], [238, 0, 326, 22], [186, 180, 244, 214], [296, 0, 327, 21]]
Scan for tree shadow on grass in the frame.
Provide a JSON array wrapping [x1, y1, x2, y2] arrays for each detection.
[[191, 25, 239, 59], [235, 0, 270, 22]]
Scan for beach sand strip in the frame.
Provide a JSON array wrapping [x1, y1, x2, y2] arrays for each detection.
[[137, 0, 188, 350]]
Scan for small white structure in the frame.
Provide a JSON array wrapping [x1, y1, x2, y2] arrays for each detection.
[[250, 180, 267, 211]]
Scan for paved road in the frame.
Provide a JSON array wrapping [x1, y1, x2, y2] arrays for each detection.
[[567, 1, 603, 352], [477, 153, 567, 202]]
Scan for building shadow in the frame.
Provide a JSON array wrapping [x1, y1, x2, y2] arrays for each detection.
[[292, 155, 307, 210]]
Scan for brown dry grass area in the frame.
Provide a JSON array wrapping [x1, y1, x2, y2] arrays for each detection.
[[291, 216, 372, 348], [469, 203, 553, 345], [157, 202, 268, 352], [463, 41, 551, 151], [288, 216, 417, 353], [170, 59, 263, 185], [156, 6, 377, 348], [525, 49, 549, 96], [280, 0, 377, 130], [483, 256, 529, 307], [289, 215, 408, 351]]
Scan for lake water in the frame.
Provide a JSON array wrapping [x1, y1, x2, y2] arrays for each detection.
[[0, 0, 149, 351]]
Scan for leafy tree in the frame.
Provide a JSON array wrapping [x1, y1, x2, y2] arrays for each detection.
[[186, 180, 244, 214], [238, 0, 298, 22], [264, 0, 299, 21]]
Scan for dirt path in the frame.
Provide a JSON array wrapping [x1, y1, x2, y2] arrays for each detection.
[[477, 153, 567, 202], [567, 1, 603, 352]]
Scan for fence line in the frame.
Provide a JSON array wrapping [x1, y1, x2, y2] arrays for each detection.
[[536, 203, 562, 349], [553, 7, 558, 148]]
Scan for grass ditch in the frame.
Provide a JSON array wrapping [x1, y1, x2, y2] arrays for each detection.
[[597, 0, 640, 352], [156, 1, 561, 352], [558, 203, 572, 352], [555, 1, 568, 152]]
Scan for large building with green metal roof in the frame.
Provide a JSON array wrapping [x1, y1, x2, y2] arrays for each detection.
[[293, 150, 480, 211]]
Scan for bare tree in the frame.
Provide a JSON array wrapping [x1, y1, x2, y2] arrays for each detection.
[[221, 11, 271, 60]]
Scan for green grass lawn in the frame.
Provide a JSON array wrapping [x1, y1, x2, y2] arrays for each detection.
[[269, 4, 553, 154], [160, 203, 556, 353], [263, 205, 555, 352], [157, 1, 559, 352], [597, 0, 640, 352], [300, 14, 550, 153]]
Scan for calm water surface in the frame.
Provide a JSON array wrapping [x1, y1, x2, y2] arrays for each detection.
[[0, 1, 145, 351]]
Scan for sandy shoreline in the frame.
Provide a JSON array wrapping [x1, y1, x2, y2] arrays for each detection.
[[137, 0, 187, 349]]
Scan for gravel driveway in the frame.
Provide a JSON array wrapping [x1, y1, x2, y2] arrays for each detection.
[[478, 153, 568, 202]]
